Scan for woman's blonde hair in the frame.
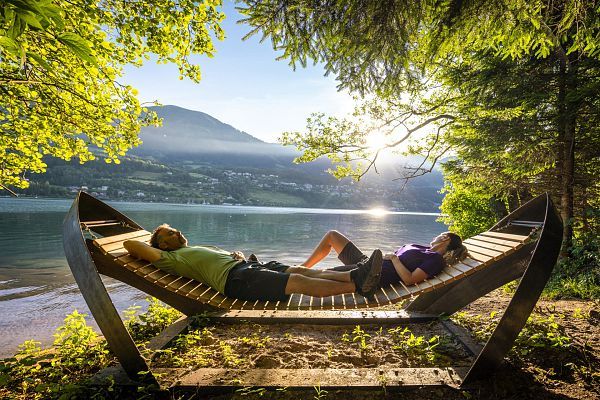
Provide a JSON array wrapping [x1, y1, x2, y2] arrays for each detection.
[[441, 232, 469, 265]]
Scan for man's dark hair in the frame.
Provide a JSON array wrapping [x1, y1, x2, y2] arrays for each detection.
[[150, 223, 171, 249]]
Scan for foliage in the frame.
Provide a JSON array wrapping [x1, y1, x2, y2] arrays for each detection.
[[452, 311, 572, 356], [544, 232, 600, 300], [341, 325, 371, 360], [239, 1, 600, 96], [1, 0, 225, 189], [0, 310, 111, 399], [388, 326, 442, 364], [124, 297, 181, 342], [438, 177, 503, 238]]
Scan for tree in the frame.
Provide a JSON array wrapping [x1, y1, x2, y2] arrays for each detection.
[[240, 0, 600, 251], [1, 0, 225, 189]]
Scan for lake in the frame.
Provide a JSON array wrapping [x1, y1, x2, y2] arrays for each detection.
[[0, 197, 447, 357]]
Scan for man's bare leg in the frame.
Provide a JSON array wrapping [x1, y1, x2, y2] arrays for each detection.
[[302, 230, 350, 268], [285, 274, 355, 297], [285, 265, 353, 282]]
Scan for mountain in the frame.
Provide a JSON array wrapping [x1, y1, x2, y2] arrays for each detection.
[[21, 105, 445, 210], [131, 105, 299, 166]]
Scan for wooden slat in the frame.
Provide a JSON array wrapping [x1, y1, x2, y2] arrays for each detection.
[[115, 254, 137, 265], [390, 283, 410, 299], [464, 251, 493, 263], [144, 269, 167, 282], [93, 230, 150, 246], [375, 289, 390, 306], [135, 265, 157, 276], [186, 283, 208, 298], [480, 231, 529, 242], [460, 257, 484, 270], [287, 293, 301, 309], [464, 238, 514, 253], [321, 296, 334, 309], [343, 293, 356, 309], [80, 219, 119, 227], [298, 294, 313, 309], [439, 265, 463, 280], [471, 234, 525, 248], [165, 276, 188, 291], [464, 243, 504, 258], [434, 270, 455, 283], [263, 300, 280, 310], [449, 262, 473, 275], [175, 367, 467, 389], [101, 238, 150, 253], [155, 274, 179, 287], [370, 290, 383, 306]]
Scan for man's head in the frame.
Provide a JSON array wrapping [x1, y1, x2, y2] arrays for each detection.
[[150, 223, 188, 251]]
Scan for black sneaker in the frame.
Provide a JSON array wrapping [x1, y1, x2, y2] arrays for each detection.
[[353, 249, 382, 299]]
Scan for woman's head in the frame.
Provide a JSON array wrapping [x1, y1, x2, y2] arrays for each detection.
[[431, 231, 468, 265]]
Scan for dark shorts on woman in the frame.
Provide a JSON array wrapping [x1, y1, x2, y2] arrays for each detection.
[[224, 261, 291, 302]]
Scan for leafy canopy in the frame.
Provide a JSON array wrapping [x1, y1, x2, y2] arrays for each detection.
[[240, 0, 600, 180], [1, 0, 225, 189]]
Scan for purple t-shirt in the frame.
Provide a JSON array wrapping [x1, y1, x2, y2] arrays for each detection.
[[380, 244, 443, 286]]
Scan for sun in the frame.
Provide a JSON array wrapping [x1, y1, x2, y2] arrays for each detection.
[[365, 131, 388, 153]]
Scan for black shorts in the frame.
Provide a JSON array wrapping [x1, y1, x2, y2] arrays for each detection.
[[328, 242, 368, 272], [224, 261, 291, 302]]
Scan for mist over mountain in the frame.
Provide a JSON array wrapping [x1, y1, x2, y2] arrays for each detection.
[[131, 105, 300, 166], [131, 104, 444, 189]]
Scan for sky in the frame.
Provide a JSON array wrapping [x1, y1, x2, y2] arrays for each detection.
[[121, 2, 355, 144]]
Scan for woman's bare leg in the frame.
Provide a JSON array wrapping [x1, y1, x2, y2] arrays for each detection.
[[302, 230, 350, 268]]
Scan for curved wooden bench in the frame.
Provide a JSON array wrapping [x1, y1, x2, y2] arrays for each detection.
[[90, 228, 534, 311], [64, 191, 562, 385]]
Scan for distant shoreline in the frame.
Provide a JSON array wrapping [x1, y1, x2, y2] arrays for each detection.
[[0, 195, 444, 216]]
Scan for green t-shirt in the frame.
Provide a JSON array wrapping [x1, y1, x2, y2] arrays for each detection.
[[153, 245, 239, 293]]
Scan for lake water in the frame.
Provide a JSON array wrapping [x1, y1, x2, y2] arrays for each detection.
[[0, 197, 446, 358]]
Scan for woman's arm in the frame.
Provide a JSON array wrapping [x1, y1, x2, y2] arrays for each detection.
[[384, 253, 428, 285], [123, 240, 162, 262]]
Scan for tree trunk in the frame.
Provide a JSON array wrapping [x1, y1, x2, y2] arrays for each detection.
[[557, 55, 577, 257]]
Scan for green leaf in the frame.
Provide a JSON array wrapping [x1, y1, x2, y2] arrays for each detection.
[[16, 9, 43, 30], [27, 51, 53, 72], [57, 32, 96, 64], [0, 36, 20, 55]]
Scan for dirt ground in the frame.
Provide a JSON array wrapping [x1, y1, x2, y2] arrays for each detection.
[[154, 289, 599, 400]]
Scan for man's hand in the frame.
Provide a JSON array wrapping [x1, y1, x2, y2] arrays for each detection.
[[383, 253, 398, 261], [230, 251, 245, 261]]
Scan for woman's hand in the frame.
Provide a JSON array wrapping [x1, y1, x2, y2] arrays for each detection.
[[383, 253, 398, 261], [230, 251, 246, 261]]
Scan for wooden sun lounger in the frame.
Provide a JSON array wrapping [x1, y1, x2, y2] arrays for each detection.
[[63, 192, 562, 386], [88, 228, 531, 311]]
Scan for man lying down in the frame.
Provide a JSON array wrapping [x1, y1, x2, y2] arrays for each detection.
[[124, 224, 383, 303]]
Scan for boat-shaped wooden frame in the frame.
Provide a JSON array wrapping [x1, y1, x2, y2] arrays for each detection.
[[63, 192, 562, 388]]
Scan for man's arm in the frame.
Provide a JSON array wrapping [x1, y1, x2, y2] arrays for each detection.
[[123, 240, 162, 262], [384, 253, 428, 285]]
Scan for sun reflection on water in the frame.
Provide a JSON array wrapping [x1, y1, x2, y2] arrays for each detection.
[[367, 207, 389, 217]]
